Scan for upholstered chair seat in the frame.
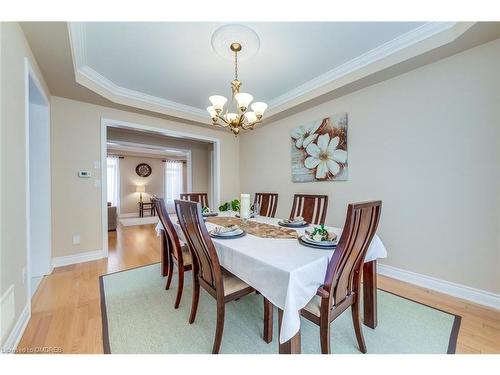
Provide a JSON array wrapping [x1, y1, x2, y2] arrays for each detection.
[[222, 269, 251, 296]]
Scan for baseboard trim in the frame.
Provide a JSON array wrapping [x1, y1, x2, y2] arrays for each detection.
[[118, 216, 159, 226], [52, 250, 106, 268], [378, 263, 500, 310], [2, 303, 30, 353], [118, 212, 139, 218]]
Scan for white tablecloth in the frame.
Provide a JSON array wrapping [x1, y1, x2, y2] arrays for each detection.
[[155, 212, 387, 343]]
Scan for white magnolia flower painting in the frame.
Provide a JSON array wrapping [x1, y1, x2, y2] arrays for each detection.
[[291, 113, 348, 182]]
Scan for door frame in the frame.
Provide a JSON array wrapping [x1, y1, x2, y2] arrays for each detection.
[[100, 118, 221, 257], [24, 58, 52, 304]]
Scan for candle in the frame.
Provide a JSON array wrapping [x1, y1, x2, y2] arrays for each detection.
[[240, 193, 251, 221]]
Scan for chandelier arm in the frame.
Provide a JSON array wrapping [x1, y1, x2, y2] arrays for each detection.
[[215, 114, 229, 126]]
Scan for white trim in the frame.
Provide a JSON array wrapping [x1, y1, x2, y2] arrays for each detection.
[[24, 58, 52, 315], [118, 212, 140, 218], [378, 264, 500, 310], [100, 117, 221, 252], [1, 303, 31, 353], [67, 22, 473, 122], [52, 250, 107, 268], [118, 216, 159, 227]]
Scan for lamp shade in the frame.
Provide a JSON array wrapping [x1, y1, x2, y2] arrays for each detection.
[[225, 112, 238, 123], [136, 185, 146, 193], [244, 111, 257, 124], [251, 102, 268, 117], [206, 106, 217, 118], [235, 92, 253, 110], [209, 95, 227, 111]]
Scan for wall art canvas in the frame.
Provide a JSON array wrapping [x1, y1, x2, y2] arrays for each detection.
[[291, 113, 348, 182]]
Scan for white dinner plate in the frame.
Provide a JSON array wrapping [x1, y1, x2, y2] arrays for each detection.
[[301, 235, 337, 247]]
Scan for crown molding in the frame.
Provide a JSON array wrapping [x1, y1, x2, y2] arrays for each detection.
[[68, 22, 208, 123], [68, 22, 474, 124], [265, 22, 475, 116]]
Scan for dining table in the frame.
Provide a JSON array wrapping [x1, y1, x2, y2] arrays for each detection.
[[155, 211, 387, 354]]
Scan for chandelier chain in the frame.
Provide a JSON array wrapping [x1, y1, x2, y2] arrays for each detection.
[[234, 50, 238, 81]]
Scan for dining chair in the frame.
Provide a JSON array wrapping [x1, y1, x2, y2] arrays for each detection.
[[152, 197, 193, 309], [180, 192, 209, 208], [175, 199, 266, 354], [254, 193, 279, 217], [300, 200, 382, 354], [289, 194, 329, 225]]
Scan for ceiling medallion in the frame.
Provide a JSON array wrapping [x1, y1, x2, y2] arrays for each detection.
[[207, 26, 267, 136]]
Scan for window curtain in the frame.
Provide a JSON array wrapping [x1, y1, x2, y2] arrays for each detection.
[[165, 160, 184, 212], [107, 156, 120, 214]]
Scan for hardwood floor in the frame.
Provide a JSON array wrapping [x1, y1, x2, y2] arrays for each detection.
[[17, 224, 500, 354]]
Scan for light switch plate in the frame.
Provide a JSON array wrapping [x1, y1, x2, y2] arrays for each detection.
[[72, 234, 80, 245]]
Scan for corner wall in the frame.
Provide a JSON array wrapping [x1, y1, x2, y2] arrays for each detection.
[[240, 39, 500, 294]]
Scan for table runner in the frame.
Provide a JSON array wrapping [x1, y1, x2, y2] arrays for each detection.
[[206, 216, 298, 239]]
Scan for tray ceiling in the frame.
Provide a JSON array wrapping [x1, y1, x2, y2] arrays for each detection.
[[68, 22, 473, 123]]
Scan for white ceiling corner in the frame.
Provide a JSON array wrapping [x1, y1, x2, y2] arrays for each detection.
[[67, 22, 474, 124]]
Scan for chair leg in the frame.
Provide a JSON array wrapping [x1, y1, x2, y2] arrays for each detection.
[[319, 315, 331, 354], [174, 267, 184, 309], [212, 301, 225, 354], [263, 298, 273, 343], [165, 256, 174, 290], [351, 300, 367, 353], [189, 276, 200, 324]]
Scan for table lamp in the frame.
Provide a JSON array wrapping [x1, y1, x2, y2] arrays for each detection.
[[136, 185, 146, 203]]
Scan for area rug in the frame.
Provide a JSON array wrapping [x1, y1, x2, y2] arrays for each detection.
[[100, 263, 460, 354]]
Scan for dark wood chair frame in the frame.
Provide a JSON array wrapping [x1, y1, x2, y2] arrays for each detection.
[[174, 199, 269, 354], [152, 197, 192, 309], [254, 193, 279, 217], [180, 192, 209, 208], [300, 201, 382, 354], [289, 194, 329, 225]]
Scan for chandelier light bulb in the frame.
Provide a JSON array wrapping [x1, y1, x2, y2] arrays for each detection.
[[234, 92, 253, 111], [251, 102, 268, 118], [209, 95, 227, 112]]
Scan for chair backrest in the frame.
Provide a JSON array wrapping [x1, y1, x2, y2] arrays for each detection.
[[254, 193, 279, 217], [290, 194, 329, 225], [324, 201, 382, 306], [152, 197, 184, 265], [174, 199, 222, 293], [180, 193, 209, 208]]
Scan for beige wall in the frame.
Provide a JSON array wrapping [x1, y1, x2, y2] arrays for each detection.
[[107, 128, 211, 205], [0, 22, 50, 345], [116, 155, 165, 214], [240, 39, 500, 294], [51, 96, 239, 258]]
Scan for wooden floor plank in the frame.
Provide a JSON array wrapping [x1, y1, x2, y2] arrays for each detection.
[[16, 223, 500, 354]]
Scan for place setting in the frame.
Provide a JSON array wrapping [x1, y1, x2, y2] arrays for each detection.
[[278, 215, 309, 228], [209, 224, 246, 239], [298, 224, 338, 250]]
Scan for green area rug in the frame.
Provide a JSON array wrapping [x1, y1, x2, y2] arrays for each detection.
[[100, 263, 460, 354]]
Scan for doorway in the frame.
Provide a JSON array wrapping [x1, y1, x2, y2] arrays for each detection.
[[25, 59, 52, 297]]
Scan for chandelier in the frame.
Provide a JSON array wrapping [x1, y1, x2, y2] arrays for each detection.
[[207, 42, 267, 136]]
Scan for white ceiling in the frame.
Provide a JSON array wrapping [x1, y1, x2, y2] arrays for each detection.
[[65, 22, 480, 123], [81, 22, 424, 109]]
